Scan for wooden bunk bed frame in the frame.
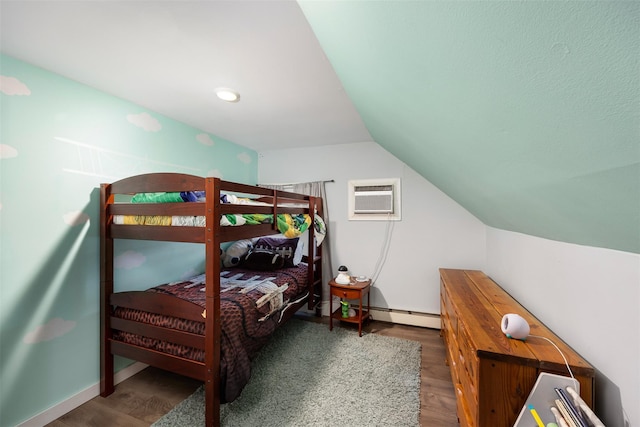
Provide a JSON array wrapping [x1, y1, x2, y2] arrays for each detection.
[[99, 173, 323, 427]]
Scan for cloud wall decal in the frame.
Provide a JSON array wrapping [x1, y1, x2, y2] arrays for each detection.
[[237, 152, 252, 164], [24, 317, 76, 344], [115, 250, 146, 270], [0, 144, 18, 159], [0, 75, 31, 96], [196, 133, 215, 146], [126, 112, 162, 132]]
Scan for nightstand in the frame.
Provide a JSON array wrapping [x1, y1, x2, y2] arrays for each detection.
[[329, 278, 371, 337]]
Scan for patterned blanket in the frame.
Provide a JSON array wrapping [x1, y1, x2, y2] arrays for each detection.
[[220, 213, 324, 242], [112, 264, 309, 402]]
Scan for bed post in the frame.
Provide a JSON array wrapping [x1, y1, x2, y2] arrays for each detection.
[[307, 196, 316, 310], [204, 177, 222, 427], [100, 183, 115, 396], [304, 195, 323, 313]]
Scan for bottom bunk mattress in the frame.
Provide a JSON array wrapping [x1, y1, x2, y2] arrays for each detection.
[[112, 263, 310, 402]]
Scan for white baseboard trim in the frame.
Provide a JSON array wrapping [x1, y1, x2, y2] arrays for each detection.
[[369, 307, 441, 329], [17, 362, 148, 427], [17, 305, 439, 426], [321, 298, 441, 329]]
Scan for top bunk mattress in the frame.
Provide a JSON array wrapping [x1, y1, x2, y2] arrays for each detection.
[[110, 191, 326, 243]]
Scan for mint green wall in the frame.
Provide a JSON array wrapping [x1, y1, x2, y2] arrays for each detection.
[[299, 1, 640, 254], [0, 54, 257, 427]]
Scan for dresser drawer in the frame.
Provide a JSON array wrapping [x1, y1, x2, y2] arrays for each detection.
[[455, 384, 474, 427], [441, 307, 454, 338], [458, 321, 479, 387], [330, 287, 361, 300], [445, 331, 460, 383], [441, 282, 458, 334], [458, 362, 478, 424]]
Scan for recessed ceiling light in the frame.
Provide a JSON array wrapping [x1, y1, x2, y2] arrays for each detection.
[[215, 88, 240, 103]]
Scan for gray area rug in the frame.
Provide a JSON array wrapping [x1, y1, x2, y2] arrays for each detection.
[[152, 318, 421, 426]]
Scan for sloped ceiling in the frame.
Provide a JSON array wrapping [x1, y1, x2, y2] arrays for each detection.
[[298, 1, 639, 254], [0, 1, 372, 150], [1, 1, 638, 253]]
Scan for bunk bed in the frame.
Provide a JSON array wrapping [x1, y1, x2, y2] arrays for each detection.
[[100, 173, 324, 427]]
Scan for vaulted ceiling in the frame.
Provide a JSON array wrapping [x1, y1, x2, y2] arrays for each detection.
[[1, 1, 638, 253], [299, 1, 640, 254]]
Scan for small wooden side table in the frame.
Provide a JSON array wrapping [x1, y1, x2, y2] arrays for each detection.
[[329, 278, 371, 337]]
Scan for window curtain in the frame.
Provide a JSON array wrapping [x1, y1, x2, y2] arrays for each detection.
[[261, 181, 334, 308]]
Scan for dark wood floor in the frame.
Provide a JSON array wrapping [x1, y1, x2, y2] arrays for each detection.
[[48, 316, 459, 427]]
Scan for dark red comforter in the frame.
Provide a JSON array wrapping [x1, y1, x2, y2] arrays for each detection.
[[112, 264, 309, 402]]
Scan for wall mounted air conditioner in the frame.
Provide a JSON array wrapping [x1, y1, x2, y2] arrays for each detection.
[[348, 178, 401, 221], [354, 185, 394, 214]]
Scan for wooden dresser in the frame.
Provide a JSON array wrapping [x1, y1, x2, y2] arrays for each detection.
[[439, 269, 594, 427]]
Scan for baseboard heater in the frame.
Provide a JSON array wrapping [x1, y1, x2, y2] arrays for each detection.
[[368, 306, 441, 329], [319, 301, 440, 329]]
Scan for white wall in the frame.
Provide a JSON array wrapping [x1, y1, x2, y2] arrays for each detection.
[[486, 227, 639, 427], [261, 142, 639, 426], [258, 141, 486, 314]]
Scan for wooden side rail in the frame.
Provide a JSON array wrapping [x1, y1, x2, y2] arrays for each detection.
[[110, 341, 206, 380], [111, 291, 206, 321], [110, 318, 205, 350]]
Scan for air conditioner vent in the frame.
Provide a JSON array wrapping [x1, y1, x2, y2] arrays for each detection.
[[348, 178, 401, 221], [353, 185, 394, 214]]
